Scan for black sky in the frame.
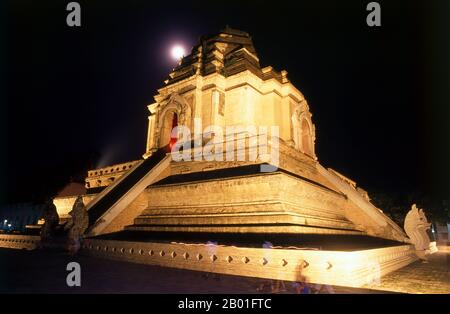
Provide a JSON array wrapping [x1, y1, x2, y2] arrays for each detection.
[[1, 0, 449, 204]]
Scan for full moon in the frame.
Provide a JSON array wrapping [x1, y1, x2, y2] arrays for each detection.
[[170, 45, 186, 60]]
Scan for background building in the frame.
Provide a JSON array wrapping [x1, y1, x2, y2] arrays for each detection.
[[0, 203, 43, 233]]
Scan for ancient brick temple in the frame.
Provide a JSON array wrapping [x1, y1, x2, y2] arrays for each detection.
[[50, 27, 418, 287]]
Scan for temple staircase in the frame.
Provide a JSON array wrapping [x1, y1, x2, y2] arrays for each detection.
[[86, 147, 171, 236]]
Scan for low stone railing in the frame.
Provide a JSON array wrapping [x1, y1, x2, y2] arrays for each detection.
[[82, 238, 418, 288], [0, 234, 40, 250], [85, 161, 140, 189], [87, 160, 140, 178]]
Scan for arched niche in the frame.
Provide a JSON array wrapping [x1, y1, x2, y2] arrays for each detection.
[[155, 93, 192, 149], [301, 118, 314, 157], [291, 101, 316, 159], [159, 110, 178, 148]]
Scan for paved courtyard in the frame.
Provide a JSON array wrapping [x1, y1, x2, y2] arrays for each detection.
[[363, 250, 450, 294], [0, 248, 448, 294]]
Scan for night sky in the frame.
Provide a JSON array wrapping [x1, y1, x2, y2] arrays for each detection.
[[1, 0, 449, 205]]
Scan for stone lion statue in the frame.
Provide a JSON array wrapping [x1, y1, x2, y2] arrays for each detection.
[[40, 200, 60, 245], [404, 204, 431, 260], [64, 196, 89, 255]]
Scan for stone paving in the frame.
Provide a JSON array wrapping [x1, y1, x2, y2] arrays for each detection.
[[362, 250, 450, 294], [0, 248, 448, 294]]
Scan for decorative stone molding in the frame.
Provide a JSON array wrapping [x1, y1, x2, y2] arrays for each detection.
[[86, 160, 140, 189], [82, 238, 418, 288], [0, 234, 40, 250]]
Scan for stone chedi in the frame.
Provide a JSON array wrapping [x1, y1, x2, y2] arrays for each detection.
[[53, 27, 408, 241], [48, 28, 422, 287]]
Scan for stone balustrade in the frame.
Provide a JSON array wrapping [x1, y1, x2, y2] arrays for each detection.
[[85, 160, 140, 189], [82, 238, 418, 288], [0, 234, 40, 250]]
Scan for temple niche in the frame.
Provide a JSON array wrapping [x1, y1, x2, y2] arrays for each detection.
[[159, 110, 177, 148], [145, 93, 193, 156]]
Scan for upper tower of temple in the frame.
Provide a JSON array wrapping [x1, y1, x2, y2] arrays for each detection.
[[165, 26, 287, 86], [144, 27, 317, 161]]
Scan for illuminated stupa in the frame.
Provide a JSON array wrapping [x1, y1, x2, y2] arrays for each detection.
[[52, 27, 418, 287]]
